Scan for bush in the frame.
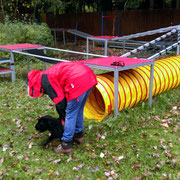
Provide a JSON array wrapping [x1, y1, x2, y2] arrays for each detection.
[[0, 17, 54, 62], [0, 17, 53, 46]]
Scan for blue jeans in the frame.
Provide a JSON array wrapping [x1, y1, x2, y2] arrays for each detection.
[[61, 88, 92, 142]]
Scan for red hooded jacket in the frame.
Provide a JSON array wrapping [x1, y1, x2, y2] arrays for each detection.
[[27, 61, 97, 119]]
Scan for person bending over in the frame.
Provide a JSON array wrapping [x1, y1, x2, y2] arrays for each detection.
[[27, 61, 97, 155]]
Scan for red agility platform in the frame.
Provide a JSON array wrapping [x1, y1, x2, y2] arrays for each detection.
[[0, 43, 44, 50], [82, 56, 152, 67]]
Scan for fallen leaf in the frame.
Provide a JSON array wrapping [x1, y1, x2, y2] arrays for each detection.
[[54, 170, 60, 176], [2, 144, 9, 151], [132, 164, 141, 171], [160, 123, 169, 128], [53, 159, 61, 164], [36, 169, 43, 174], [27, 142, 34, 149], [0, 170, 3, 176], [133, 175, 143, 180], [0, 157, 4, 164]]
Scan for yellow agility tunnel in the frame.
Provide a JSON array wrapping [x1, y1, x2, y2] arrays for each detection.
[[84, 55, 180, 121]]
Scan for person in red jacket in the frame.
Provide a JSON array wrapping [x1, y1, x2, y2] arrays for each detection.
[[27, 61, 97, 155]]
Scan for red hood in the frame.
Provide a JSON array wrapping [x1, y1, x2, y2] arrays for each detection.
[[27, 70, 44, 98]]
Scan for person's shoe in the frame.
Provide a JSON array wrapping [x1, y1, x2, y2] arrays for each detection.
[[54, 141, 73, 155], [74, 131, 84, 145]]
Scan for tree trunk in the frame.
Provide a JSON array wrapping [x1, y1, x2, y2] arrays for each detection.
[[176, 0, 180, 8], [0, 0, 5, 21], [149, 0, 154, 9]]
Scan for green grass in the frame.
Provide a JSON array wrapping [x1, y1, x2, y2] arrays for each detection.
[[0, 60, 179, 179]]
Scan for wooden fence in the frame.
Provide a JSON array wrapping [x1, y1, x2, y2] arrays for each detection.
[[46, 8, 180, 41]]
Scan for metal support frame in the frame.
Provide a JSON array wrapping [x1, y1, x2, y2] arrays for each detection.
[[43, 49, 47, 69], [87, 37, 109, 57], [114, 68, 119, 115], [148, 62, 155, 106], [122, 28, 179, 59], [0, 56, 15, 82], [10, 52, 15, 82], [51, 28, 67, 45], [87, 25, 180, 58], [148, 41, 180, 60]]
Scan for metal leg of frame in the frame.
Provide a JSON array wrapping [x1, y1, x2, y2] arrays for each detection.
[[63, 31, 66, 45], [122, 40, 126, 54], [54, 30, 56, 43], [86, 38, 89, 59], [114, 68, 119, 116], [105, 40, 108, 56], [177, 43, 180, 55], [44, 49, 47, 70], [27, 56, 30, 72], [148, 62, 155, 107], [10, 52, 15, 82]]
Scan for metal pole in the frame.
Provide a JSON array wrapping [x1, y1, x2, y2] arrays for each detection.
[[43, 49, 47, 69], [148, 62, 154, 107], [114, 68, 119, 116], [101, 11, 104, 48], [105, 40, 108, 56], [10, 52, 15, 82], [75, 22, 78, 45], [63, 30, 66, 45], [54, 30, 56, 43], [122, 39, 126, 54], [177, 26, 180, 55], [86, 37, 89, 59]]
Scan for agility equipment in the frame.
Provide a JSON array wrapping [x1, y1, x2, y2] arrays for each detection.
[[84, 55, 180, 121]]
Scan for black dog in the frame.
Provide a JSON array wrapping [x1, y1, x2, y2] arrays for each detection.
[[35, 115, 64, 146]]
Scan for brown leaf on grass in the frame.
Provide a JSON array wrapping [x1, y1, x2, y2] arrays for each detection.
[[27, 142, 34, 149], [133, 175, 143, 180], [158, 139, 166, 143], [154, 115, 161, 121], [160, 123, 169, 128], [0, 157, 4, 164], [2, 144, 9, 151], [132, 164, 141, 171], [73, 163, 85, 171], [164, 113, 171, 118], [177, 171, 180, 179], [22, 166, 31, 171], [54, 170, 60, 177], [0, 170, 3, 176], [53, 159, 61, 164], [36, 169, 43, 174]]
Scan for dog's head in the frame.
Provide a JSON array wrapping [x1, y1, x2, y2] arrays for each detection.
[[35, 115, 59, 132]]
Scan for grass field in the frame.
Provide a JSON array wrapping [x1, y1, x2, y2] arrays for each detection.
[[0, 59, 179, 179]]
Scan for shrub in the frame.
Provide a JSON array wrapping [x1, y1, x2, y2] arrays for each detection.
[[0, 17, 54, 61], [0, 17, 53, 46]]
